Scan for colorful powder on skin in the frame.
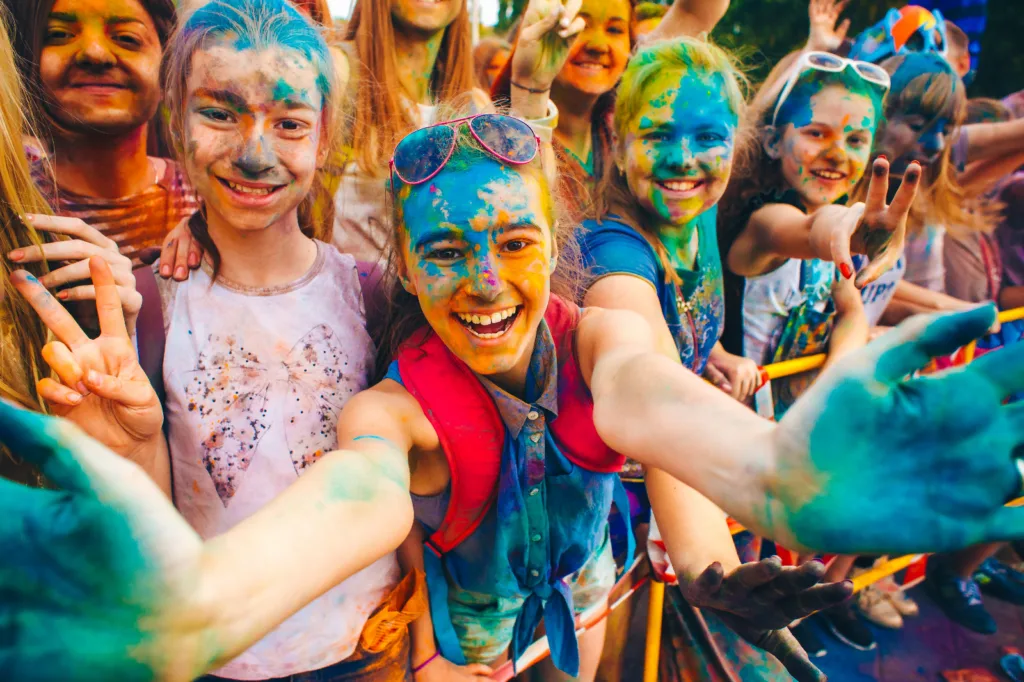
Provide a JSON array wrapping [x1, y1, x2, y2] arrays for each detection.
[[397, 155, 554, 383], [620, 69, 737, 267]]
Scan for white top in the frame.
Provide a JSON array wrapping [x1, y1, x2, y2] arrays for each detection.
[[856, 255, 906, 327], [904, 225, 947, 292], [332, 102, 437, 262], [742, 259, 832, 417], [159, 242, 399, 679]]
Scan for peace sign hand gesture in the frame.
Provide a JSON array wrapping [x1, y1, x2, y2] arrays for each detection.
[[11, 256, 163, 466], [511, 0, 586, 96], [814, 158, 922, 289]]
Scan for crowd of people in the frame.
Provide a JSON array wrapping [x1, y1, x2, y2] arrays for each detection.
[[1, 0, 1024, 681]]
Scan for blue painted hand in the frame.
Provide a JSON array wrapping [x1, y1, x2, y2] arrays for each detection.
[[0, 404, 206, 682], [774, 304, 1024, 554]]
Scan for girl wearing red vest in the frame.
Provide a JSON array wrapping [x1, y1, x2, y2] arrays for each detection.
[[4, 113, 1024, 682]]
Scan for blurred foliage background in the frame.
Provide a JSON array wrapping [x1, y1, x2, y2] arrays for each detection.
[[492, 0, 1022, 99]]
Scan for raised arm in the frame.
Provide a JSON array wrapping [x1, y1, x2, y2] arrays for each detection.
[[644, 0, 732, 43]]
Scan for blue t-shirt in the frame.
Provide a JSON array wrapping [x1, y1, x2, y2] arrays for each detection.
[[578, 208, 724, 374]]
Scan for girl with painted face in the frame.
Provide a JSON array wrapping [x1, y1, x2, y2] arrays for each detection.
[[720, 50, 914, 417], [6, 106, 1024, 682], [578, 38, 799, 680], [493, 0, 730, 215], [7, 0, 200, 268], [14, 2, 422, 680]]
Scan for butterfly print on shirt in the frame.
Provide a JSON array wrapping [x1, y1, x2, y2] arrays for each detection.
[[185, 324, 363, 505]]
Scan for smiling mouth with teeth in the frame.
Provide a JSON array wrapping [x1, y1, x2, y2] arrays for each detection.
[[218, 178, 283, 196], [454, 305, 521, 339], [811, 169, 846, 181], [657, 179, 705, 192]]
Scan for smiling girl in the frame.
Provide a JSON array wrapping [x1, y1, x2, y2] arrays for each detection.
[[143, 1, 413, 679]]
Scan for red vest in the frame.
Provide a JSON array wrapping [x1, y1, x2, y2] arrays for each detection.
[[395, 295, 625, 556]]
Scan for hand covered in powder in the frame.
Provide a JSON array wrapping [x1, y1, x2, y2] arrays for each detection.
[[11, 257, 163, 461], [683, 557, 849, 682], [511, 0, 586, 94], [772, 304, 1024, 555], [0, 401, 207, 682]]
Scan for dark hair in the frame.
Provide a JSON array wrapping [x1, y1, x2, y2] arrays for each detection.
[[6, 0, 176, 152]]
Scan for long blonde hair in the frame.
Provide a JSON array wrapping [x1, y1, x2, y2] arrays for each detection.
[[0, 7, 56, 484], [592, 37, 749, 285], [163, 0, 342, 276], [343, 0, 474, 177]]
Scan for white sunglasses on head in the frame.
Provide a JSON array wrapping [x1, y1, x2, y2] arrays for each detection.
[[771, 51, 891, 127]]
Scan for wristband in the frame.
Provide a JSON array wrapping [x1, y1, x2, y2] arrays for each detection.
[[412, 651, 440, 673], [511, 80, 550, 94]]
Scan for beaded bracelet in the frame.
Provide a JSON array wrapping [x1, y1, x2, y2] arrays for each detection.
[[412, 651, 440, 674]]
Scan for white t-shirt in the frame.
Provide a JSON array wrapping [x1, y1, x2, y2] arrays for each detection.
[[158, 242, 400, 680], [856, 255, 906, 327], [904, 225, 947, 292], [332, 102, 437, 262]]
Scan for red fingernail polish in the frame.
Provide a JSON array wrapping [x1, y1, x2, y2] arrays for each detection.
[[57, 290, 68, 299], [877, 154, 887, 160], [758, 368, 770, 388], [840, 263, 853, 279]]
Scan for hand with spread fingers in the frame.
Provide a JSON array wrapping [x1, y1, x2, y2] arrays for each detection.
[[0, 400, 207, 682], [8, 214, 142, 333], [813, 158, 921, 289], [807, 0, 851, 52], [683, 557, 849, 682], [511, 0, 586, 97], [158, 214, 203, 281], [774, 304, 1024, 555], [10, 256, 162, 465]]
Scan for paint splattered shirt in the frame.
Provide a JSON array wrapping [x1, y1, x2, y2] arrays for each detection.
[[30, 154, 199, 268], [158, 242, 399, 680], [578, 207, 724, 375], [388, 320, 619, 674]]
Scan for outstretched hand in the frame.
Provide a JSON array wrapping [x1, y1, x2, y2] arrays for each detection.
[[683, 557, 849, 682], [11, 257, 162, 461], [511, 0, 585, 94], [774, 304, 1024, 555], [0, 401, 207, 682]]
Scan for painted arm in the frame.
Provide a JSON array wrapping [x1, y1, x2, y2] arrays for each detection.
[[576, 303, 1024, 555], [727, 159, 922, 288], [823, 275, 868, 369], [643, 0, 731, 43]]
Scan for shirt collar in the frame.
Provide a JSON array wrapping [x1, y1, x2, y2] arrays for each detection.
[[478, 318, 560, 439]]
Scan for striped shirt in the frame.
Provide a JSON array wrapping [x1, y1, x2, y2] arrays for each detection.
[[31, 155, 199, 267]]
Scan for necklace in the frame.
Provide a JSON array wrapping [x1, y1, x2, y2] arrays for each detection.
[[675, 286, 697, 315]]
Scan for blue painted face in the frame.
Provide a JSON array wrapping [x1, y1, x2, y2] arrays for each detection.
[[396, 156, 555, 381], [620, 70, 738, 226]]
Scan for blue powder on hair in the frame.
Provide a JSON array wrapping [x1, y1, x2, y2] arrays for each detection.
[[182, 0, 333, 99], [773, 68, 886, 129], [887, 51, 958, 99]]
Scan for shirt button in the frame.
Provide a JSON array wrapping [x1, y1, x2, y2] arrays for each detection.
[[531, 569, 540, 577], [531, 533, 542, 542], [529, 488, 539, 496], [527, 410, 539, 420], [530, 433, 542, 444]]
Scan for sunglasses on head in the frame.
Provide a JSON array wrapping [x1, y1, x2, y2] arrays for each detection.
[[389, 114, 541, 187], [771, 51, 892, 127]]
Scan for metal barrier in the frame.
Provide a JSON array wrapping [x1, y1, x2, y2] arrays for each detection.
[[494, 306, 1024, 681]]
